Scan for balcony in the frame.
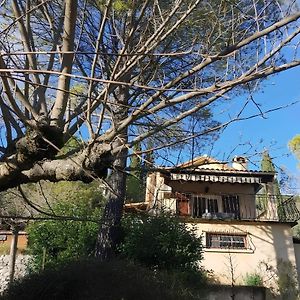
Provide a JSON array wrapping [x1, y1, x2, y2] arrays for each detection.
[[161, 193, 300, 223], [256, 195, 300, 223]]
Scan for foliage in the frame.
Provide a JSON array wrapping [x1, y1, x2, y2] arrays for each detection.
[[258, 259, 299, 299], [126, 143, 145, 203], [292, 195, 300, 237], [260, 151, 284, 219], [27, 192, 102, 270], [243, 273, 263, 287], [276, 260, 299, 300], [57, 135, 84, 156], [0, 0, 299, 259], [118, 213, 203, 273], [289, 134, 300, 167], [261, 151, 277, 173], [0, 0, 299, 190], [1, 259, 206, 300]]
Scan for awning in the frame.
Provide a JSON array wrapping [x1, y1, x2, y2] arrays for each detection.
[[170, 173, 261, 184]]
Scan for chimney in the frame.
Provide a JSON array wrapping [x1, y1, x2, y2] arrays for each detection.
[[232, 156, 248, 171]]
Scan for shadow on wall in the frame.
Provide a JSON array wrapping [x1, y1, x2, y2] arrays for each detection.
[[258, 224, 299, 300], [225, 223, 299, 299]]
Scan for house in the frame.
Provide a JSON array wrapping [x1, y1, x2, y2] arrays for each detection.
[[0, 230, 28, 255], [144, 155, 300, 293]]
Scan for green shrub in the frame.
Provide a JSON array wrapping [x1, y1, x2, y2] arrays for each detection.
[[1, 259, 206, 300], [27, 196, 102, 271], [119, 213, 203, 274], [244, 273, 263, 286]]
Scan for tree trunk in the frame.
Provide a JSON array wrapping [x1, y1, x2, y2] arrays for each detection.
[[95, 148, 127, 260], [95, 85, 129, 260]]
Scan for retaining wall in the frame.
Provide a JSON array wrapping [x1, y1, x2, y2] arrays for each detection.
[[0, 255, 30, 294]]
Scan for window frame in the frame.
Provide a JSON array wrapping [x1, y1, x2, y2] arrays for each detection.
[[206, 232, 247, 250], [191, 194, 222, 218], [222, 195, 240, 219]]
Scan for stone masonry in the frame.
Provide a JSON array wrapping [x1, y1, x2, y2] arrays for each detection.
[[0, 255, 30, 294]]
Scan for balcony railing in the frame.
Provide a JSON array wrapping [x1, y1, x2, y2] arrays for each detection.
[[279, 197, 300, 222], [161, 193, 300, 222], [256, 195, 300, 222]]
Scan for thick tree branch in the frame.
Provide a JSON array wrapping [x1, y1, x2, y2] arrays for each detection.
[[0, 140, 113, 192], [50, 0, 78, 128]]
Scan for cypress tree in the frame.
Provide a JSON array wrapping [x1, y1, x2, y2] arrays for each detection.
[[126, 143, 144, 203], [260, 151, 284, 220]]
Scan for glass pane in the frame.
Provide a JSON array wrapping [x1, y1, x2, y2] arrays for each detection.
[[207, 234, 246, 249]]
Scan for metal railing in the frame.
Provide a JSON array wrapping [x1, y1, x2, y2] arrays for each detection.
[[166, 193, 300, 222]]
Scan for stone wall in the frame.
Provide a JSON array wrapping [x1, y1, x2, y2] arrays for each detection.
[[0, 255, 30, 294]]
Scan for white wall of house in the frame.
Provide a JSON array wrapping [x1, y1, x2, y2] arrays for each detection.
[[193, 221, 297, 292]]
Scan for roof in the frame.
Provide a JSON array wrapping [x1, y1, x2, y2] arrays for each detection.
[[160, 155, 275, 184], [169, 155, 274, 174], [176, 155, 232, 170]]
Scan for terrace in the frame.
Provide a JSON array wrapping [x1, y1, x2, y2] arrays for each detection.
[[160, 192, 300, 223]]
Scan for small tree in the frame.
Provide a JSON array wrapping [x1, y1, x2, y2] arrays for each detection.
[[119, 213, 203, 273], [126, 143, 145, 203], [27, 192, 102, 270], [260, 151, 285, 219]]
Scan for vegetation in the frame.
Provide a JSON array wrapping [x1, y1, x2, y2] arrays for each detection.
[[119, 213, 204, 284], [243, 273, 263, 287], [0, 2, 298, 257], [260, 151, 285, 219], [126, 143, 145, 203], [289, 135, 300, 167], [1, 259, 206, 300], [26, 183, 103, 270], [260, 151, 281, 196], [277, 260, 299, 300]]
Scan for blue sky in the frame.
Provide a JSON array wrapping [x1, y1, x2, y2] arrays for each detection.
[[211, 66, 300, 193]]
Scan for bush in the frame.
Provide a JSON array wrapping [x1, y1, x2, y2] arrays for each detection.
[[119, 213, 203, 273], [1, 259, 206, 300], [27, 195, 102, 271], [244, 273, 263, 286]]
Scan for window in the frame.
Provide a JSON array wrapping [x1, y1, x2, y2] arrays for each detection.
[[192, 195, 219, 217], [222, 195, 240, 219], [0, 234, 7, 241], [176, 192, 191, 215], [206, 233, 246, 249]]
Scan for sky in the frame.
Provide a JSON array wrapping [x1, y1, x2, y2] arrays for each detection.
[[211, 66, 300, 193]]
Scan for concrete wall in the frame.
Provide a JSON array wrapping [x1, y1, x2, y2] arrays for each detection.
[[203, 285, 266, 300], [0, 254, 30, 294], [193, 221, 297, 293]]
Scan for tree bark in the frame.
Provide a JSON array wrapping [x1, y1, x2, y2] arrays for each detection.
[[95, 85, 129, 260], [94, 146, 127, 260]]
